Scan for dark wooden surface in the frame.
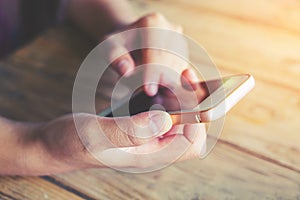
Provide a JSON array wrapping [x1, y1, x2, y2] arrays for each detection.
[[0, 0, 300, 199]]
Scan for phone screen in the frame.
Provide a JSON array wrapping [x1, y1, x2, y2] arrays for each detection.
[[100, 75, 249, 117]]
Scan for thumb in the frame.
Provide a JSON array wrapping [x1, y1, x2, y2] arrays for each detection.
[[100, 111, 172, 147]]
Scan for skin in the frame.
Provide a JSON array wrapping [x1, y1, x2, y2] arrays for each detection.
[[0, 0, 206, 175]]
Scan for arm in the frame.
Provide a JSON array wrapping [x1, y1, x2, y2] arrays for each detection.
[[0, 111, 206, 175], [65, 0, 199, 96], [0, 117, 39, 175]]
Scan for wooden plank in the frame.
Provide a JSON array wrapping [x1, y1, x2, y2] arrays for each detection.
[[0, 176, 84, 200], [223, 78, 300, 168], [55, 141, 300, 199], [166, 0, 300, 34]]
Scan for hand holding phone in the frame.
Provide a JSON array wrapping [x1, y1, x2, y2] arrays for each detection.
[[99, 74, 255, 124]]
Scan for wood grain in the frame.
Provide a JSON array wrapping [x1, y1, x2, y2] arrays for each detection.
[[0, 0, 299, 199], [55, 141, 300, 200], [0, 176, 84, 200]]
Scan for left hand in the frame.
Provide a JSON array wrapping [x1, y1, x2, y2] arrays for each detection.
[[15, 112, 206, 175]]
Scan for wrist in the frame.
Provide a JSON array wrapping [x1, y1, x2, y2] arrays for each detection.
[[0, 115, 104, 175], [29, 116, 105, 175], [10, 120, 87, 175], [15, 122, 50, 175], [0, 118, 43, 175]]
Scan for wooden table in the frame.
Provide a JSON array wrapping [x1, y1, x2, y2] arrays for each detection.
[[1, 0, 300, 199]]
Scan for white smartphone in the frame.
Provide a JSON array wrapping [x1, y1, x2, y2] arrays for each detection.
[[98, 74, 255, 124]]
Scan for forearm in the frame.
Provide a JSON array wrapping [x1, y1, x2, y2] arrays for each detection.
[[65, 0, 138, 41], [0, 117, 40, 175], [0, 117, 97, 176], [0, 118, 72, 175]]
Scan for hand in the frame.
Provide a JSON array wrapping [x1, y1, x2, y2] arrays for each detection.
[[19, 111, 206, 175], [105, 13, 199, 96]]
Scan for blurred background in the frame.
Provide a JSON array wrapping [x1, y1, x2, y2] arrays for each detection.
[[0, 0, 299, 199]]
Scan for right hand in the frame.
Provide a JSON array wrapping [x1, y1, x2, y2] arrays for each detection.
[[104, 13, 199, 96]]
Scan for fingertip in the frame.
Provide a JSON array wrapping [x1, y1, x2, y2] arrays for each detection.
[[113, 57, 135, 77], [144, 83, 158, 96], [181, 68, 200, 90], [129, 110, 172, 140], [182, 68, 199, 83]]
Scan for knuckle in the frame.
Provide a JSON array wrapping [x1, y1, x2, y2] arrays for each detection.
[[142, 12, 166, 26], [118, 122, 144, 146], [147, 12, 165, 20], [174, 24, 183, 32], [128, 134, 144, 146], [103, 34, 111, 41]]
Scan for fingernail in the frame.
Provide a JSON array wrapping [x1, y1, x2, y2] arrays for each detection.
[[145, 83, 158, 96], [117, 59, 132, 76], [187, 69, 199, 83], [149, 113, 167, 136]]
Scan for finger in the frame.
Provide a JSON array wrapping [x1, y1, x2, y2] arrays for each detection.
[[100, 110, 172, 147], [103, 123, 206, 169], [181, 123, 207, 159], [141, 23, 168, 96], [173, 24, 183, 33], [143, 58, 161, 96], [181, 68, 199, 85], [133, 124, 207, 163], [97, 134, 186, 169], [180, 68, 201, 92], [142, 49, 176, 96], [137, 123, 206, 158], [110, 48, 135, 77], [105, 37, 135, 77], [161, 124, 184, 137]]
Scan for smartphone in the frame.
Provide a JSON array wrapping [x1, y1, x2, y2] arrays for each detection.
[[98, 74, 255, 124]]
